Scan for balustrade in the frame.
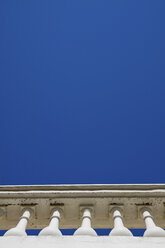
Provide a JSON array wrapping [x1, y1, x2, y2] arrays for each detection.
[[0, 184, 165, 237], [1, 206, 165, 237]]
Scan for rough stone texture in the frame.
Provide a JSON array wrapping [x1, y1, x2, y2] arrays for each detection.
[[0, 184, 165, 229]]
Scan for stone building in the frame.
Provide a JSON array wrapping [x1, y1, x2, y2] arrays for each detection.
[[0, 184, 165, 247]]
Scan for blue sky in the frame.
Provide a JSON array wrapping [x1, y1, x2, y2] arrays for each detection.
[[0, 0, 165, 185]]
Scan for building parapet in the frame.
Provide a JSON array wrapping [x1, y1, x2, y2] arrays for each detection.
[[0, 184, 165, 236]]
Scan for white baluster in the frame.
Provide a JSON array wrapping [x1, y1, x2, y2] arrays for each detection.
[[141, 208, 165, 237], [74, 208, 97, 236], [39, 209, 62, 236], [5, 209, 31, 236], [109, 208, 132, 236]]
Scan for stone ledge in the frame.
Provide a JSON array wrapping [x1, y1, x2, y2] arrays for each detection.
[[0, 236, 165, 248]]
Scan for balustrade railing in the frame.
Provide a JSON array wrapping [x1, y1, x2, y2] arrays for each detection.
[[0, 184, 165, 237]]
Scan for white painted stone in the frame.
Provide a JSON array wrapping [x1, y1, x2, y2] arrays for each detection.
[[74, 209, 97, 236], [109, 208, 133, 236], [39, 210, 62, 236], [0, 236, 165, 248], [141, 208, 165, 237], [4, 209, 30, 236]]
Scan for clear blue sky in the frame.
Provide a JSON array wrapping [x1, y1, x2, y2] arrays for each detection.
[[0, 0, 165, 185]]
